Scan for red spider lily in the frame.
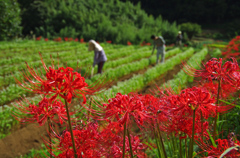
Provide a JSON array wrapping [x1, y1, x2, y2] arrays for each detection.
[[222, 36, 240, 60], [80, 38, 84, 43], [166, 115, 209, 138], [139, 94, 170, 130], [106, 134, 147, 158], [230, 71, 240, 89], [36, 36, 42, 41], [197, 135, 240, 157], [44, 38, 49, 42], [53, 122, 147, 158], [55, 122, 103, 158], [184, 58, 239, 83], [100, 122, 147, 158], [200, 81, 238, 99], [171, 87, 216, 119], [103, 93, 151, 127], [74, 38, 79, 42], [146, 43, 151, 46], [127, 41, 132, 45], [53, 37, 62, 42], [106, 41, 112, 44], [140, 41, 145, 46], [15, 52, 110, 104], [13, 97, 69, 125], [64, 37, 68, 41]]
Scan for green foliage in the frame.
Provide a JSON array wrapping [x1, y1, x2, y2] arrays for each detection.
[[0, 105, 19, 139], [0, 0, 22, 40], [179, 22, 202, 40], [20, 0, 178, 44]]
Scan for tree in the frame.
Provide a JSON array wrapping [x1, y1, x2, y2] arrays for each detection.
[[0, 0, 22, 40], [179, 22, 201, 40]]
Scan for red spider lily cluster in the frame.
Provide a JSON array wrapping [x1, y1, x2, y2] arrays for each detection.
[[64, 37, 73, 42], [45, 38, 49, 42], [167, 43, 175, 47], [53, 37, 62, 42], [222, 35, 240, 60], [140, 41, 151, 46], [127, 41, 132, 45], [196, 133, 240, 157], [13, 50, 240, 157], [106, 41, 112, 44], [80, 38, 85, 43], [14, 97, 68, 125], [36, 36, 42, 41]]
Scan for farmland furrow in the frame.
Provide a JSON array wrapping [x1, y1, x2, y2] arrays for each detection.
[[96, 47, 195, 99], [87, 48, 183, 87], [140, 47, 209, 94]]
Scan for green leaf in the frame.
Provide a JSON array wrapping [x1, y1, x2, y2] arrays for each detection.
[[207, 130, 217, 148], [219, 99, 240, 108], [219, 146, 240, 158], [143, 142, 160, 158]]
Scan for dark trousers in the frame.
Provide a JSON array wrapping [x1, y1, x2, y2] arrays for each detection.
[[98, 61, 105, 74]]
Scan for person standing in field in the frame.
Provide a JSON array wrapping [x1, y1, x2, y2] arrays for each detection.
[[151, 35, 166, 64], [88, 40, 107, 75], [176, 31, 183, 49]]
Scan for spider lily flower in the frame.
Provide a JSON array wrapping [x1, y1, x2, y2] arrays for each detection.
[[56, 122, 103, 158], [200, 81, 238, 99], [197, 135, 240, 157], [103, 93, 152, 128], [166, 115, 209, 138], [100, 122, 147, 158], [184, 58, 239, 83], [171, 87, 216, 119], [13, 97, 69, 125], [15, 52, 110, 104]]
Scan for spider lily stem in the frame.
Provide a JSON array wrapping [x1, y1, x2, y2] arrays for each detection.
[[157, 123, 167, 158], [213, 79, 221, 140], [127, 129, 134, 158], [185, 136, 188, 158], [188, 109, 196, 158], [122, 122, 127, 158], [201, 112, 204, 141], [179, 137, 183, 158], [64, 99, 77, 158], [153, 127, 161, 157], [47, 117, 52, 158], [87, 97, 92, 121]]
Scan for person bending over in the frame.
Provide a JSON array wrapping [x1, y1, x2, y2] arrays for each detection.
[[151, 35, 166, 64]]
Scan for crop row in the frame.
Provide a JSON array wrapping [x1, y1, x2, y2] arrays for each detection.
[[97, 47, 196, 99], [162, 47, 208, 92], [0, 46, 149, 88], [87, 48, 182, 85], [0, 45, 140, 75], [0, 47, 151, 105], [0, 42, 126, 68], [0, 43, 86, 59]]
